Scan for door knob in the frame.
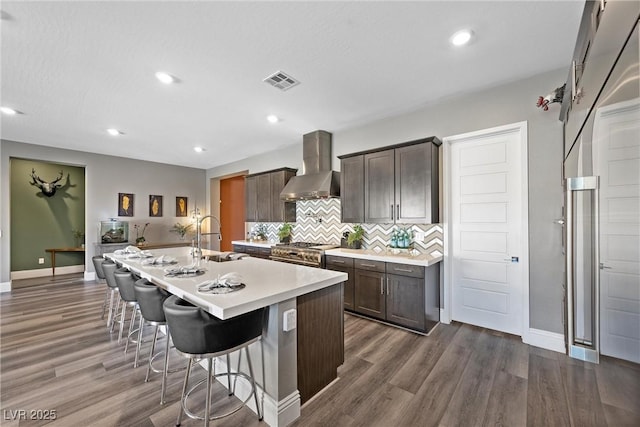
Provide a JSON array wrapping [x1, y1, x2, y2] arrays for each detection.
[[554, 219, 565, 226], [504, 256, 519, 263]]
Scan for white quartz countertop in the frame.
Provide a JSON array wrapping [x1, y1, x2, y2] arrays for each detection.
[[231, 239, 273, 248], [105, 247, 346, 320], [325, 248, 443, 267]]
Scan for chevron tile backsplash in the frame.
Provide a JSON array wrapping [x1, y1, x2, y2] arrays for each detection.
[[247, 199, 442, 255]]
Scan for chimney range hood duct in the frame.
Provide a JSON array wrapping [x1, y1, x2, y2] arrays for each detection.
[[280, 130, 340, 201]]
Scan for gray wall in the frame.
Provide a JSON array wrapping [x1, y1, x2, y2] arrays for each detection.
[[1, 140, 206, 284], [208, 68, 567, 334]]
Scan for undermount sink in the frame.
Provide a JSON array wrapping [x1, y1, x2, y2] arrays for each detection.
[[204, 252, 246, 263]]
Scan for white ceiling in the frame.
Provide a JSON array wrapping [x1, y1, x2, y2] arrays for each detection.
[[1, 1, 584, 170]]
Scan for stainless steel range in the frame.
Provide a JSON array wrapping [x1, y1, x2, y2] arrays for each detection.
[[270, 242, 339, 268]]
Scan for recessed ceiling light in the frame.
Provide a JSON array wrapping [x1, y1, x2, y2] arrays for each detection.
[[1, 106, 17, 115], [107, 128, 122, 136], [267, 115, 279, 124], [450, 29, 473, 46], [194, 146, 205, 153], [155, 71, 175, 84]]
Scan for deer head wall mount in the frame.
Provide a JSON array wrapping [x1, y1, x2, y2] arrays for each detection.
[[30, 168, 64, 197]]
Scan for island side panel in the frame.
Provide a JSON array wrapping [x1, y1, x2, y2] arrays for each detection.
[[296, 282, 344, 403]]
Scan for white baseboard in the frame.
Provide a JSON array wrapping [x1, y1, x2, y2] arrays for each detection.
[[525, 328, 565, 354], [10, 265, 85, 280], [207, 357, 301, 427], [84, 271, 96, 281], [440, 308, 450, 324], [0, 281, 11, 293]]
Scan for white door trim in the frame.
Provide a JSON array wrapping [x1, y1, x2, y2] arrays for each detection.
[[442, 121, 530, 340]]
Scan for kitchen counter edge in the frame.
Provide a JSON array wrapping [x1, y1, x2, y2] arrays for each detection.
[[325, 248, 442, 267], [231, 239, 273, 249]]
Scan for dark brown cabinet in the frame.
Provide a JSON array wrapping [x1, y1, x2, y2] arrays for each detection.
[[354, 268, 386, 320], [353, 259, 386, 320], [364, 150, 395, 223], [270, 170, 297, 223], [395, 143, 439, 224], [340, 155, 365, 223], [325, 255, 355, 311], [350, 257, 440, 333], [245, 168, 297, 223], [386, 270, 425, 330], [339, 137, 440, 225]]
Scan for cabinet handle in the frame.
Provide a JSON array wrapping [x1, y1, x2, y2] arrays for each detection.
[[393, 267, 414, 273], [380, 277, 384, 294], [386, 277, 389, 295], [361, 263, 377, 268], [396, 204, 399, 220], [332, 260, 345, 264], [390, 204, 394, 221]]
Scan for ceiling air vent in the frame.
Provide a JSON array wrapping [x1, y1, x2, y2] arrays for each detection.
[[263, 70, 300, 91]]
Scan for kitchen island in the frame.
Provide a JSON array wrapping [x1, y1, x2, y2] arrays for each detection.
[[105, 247, 347, 427]]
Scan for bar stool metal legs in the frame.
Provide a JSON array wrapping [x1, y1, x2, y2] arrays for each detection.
[[141, 323, 174, 404], [175, 343, 263, 426], [134, 278, 175, 404], [163, 296, 266, 426]]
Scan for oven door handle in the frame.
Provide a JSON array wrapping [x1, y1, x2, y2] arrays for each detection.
[[269, 255, 320, 267]]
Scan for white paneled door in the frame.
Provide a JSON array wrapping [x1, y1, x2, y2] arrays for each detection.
[[594, 98, 640, 364], [448, 123, 527, 335]]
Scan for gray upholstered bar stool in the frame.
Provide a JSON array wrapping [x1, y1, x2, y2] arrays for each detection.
[[101, 260, 121, 330], [113, 269, 142, 357], [163, 295, 266, 426], [92, 255, 109, 319], [133, 278, 174, 402]]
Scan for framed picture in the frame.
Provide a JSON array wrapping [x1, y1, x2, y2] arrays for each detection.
[[149, 195, 163, 217], [176, 196, 188, 217], [118, 193, 134, 217]]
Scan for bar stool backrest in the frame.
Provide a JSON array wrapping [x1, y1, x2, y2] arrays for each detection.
[[92, 256, 106, 280], [134, 279, 170, 323], [102, 261, 118, 289], [114, 269, 137, 302], [163, 295, 265, 356]]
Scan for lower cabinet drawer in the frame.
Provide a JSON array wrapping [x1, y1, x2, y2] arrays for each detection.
[[326, 255, 354, 268], [354, 259, 385, 272], [386, 262, 424, 278]]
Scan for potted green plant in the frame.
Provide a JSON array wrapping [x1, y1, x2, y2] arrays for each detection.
[[346, 224, 364, 249], [170, 222, 193, 240], [278, 222, 293, 243], [72, 229, 85, 248], [252, 223, 268, 241], [134, 222, 150, 245]]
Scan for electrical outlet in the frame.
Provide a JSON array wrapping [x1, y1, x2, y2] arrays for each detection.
[[283, 308, 297, 332], [38, 258, 45, 264], [415, 232, 426, 242]]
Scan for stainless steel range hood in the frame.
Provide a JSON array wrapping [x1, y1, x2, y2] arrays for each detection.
[[280, 130, 340, 201]]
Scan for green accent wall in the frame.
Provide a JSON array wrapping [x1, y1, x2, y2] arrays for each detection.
[[10, 159, 86, 271]]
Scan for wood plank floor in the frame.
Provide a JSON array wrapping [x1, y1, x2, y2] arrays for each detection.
[[2, 274, 639, 426]]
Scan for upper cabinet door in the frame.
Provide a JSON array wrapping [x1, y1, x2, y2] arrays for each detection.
[[340, 155, 365, 223], [245, 168, 298, 223], [245, 176, 258, 222], [271, 169, 297, 223], [395, 143, 438, 224], [256, 173, 272, 222], [364, 149, 395, 223]]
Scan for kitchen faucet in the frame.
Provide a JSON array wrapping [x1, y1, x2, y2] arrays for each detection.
[[192, 211, 222, 266]]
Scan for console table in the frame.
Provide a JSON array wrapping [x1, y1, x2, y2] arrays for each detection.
[[45, 247, 85, 276]]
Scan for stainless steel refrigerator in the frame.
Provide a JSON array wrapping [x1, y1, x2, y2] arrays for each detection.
[[561, 0, 639, 364]]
